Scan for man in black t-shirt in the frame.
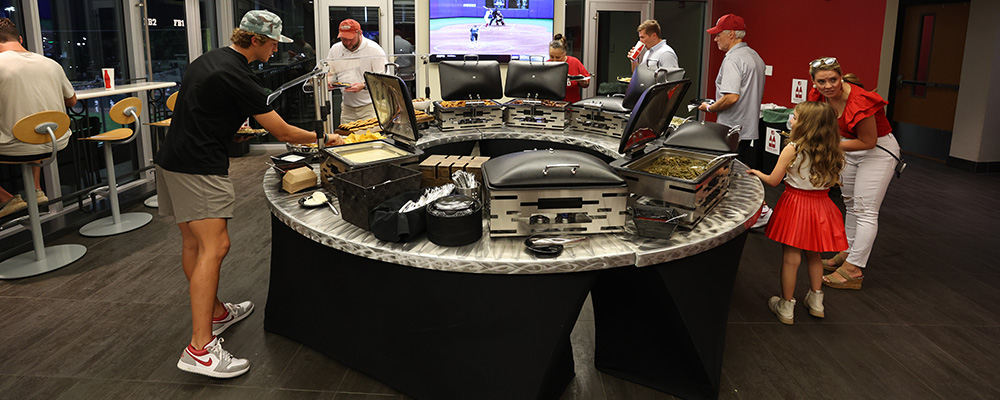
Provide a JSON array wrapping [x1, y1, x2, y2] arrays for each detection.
[[155, 10, 343, 379]]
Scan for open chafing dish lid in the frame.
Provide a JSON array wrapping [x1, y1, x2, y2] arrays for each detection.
[[623, 61, 686, 110], [364, 71, 420, 144], [504, 60, 568, 100], [618, 79, 695, 154], [572, 96, 629, 113], [483, 149, 625, 189], [438, 59, 503, 101]]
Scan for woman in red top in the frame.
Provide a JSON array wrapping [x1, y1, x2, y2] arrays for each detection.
[[548, 34, 590, 103], [807, 57, 901, 290]]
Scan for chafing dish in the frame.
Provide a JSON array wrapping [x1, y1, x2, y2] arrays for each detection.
[[502, 60, 571, 130], [482, 149, 628, 237], [321, 72, 422, 191], [434, 60, 505, 130], [609, 78, 740, 228], [568, 96, 630, 137]]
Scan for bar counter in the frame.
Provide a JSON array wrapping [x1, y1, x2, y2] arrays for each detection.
[[263, 126, 764, 400]]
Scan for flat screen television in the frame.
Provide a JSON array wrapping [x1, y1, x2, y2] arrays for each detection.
[[429, 0, 555, 62]]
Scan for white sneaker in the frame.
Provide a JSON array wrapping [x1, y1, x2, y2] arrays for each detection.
[[769, 296, 795, 325], [35, 189, 49, 205], [212, 301, 254, 336], [752, 204, 772, 229], [177, 336, 250, 378], [0, 195, 27, 218], [804, 290, 825, 318]]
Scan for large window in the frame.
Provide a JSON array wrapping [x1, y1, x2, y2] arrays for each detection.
[[1, 0, 27, 46], [146, 0, 190, 86], [235, 1, 317, 139], [200, 0, 220, 53], [38, 0, 130, 89]]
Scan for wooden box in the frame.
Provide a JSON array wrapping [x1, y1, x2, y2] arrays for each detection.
[[418, 155, 490, 187]]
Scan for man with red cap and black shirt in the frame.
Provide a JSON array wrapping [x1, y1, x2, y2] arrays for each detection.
[[698, 13, 771, 228], [327, 18, 388, 124]]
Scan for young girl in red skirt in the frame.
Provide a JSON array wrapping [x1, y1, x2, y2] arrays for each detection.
[[748, 101, 848, 325]]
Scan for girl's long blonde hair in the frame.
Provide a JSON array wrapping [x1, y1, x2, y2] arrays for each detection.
[[788, 101, 844, 188]]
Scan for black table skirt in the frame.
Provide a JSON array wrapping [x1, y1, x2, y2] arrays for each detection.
[[265, 217, 597, 400], [265, 215, 748, 400], [592, 230, 749, 400]]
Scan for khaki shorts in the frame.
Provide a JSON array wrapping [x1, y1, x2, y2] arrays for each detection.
[[340, 103, 377, 125], [156, 167, 235, 223]]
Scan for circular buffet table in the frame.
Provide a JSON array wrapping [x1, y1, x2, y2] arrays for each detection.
[[263, 126, 764, 400]]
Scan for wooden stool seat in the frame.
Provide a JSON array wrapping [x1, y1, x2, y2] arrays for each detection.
[[79, 127, 134, 142], [77, 96, 152, 237], [145, 118, 171, 127], [1, 110, 87, 280]]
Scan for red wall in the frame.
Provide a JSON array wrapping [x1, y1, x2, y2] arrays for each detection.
[[705, 0, 888, 111]]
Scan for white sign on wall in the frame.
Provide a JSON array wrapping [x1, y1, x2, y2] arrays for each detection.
[[791, 79, 808, 104], [766, 127, 782, 155]]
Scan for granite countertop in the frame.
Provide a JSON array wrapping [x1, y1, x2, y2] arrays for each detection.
[[265, 126, 764, 274]]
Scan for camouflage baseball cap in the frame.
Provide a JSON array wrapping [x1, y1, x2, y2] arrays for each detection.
[[239, 10, 293, 43]]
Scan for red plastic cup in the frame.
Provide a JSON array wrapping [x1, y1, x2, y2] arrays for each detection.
[[627, 41, 645, 61]]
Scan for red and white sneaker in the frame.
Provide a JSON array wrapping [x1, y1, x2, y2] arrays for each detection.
[[212, 301, 254, 336], [177, 336, 250, 378]]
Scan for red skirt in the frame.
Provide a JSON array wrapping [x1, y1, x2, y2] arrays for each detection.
[[765, 185, 848, 252]]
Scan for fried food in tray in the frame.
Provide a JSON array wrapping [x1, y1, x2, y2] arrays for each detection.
[[640, 155, 713, 180], [340, 131, 386, 144], [235, 127, 268, 137], [330, 81, 351, 88], [505, 99, 569, 108], [617, 77, 632, 83], [437, 100, 500, 108], [337, 110, 430, 132]]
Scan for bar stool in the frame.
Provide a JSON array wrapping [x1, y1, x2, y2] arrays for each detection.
[[143, 91, 178, 208], [77, 97, 153, 237], [0, 111, 87, 279]]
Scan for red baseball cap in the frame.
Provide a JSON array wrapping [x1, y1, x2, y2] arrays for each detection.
[[706, 14, 746, 34], [338, 19, 361, 39]]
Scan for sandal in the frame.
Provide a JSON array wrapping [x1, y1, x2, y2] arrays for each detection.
[[822, 266, 863, 290], [822, 253, 847, 272]]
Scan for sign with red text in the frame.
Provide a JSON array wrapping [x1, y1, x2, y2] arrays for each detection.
[[791, 79, 807, 104], [766, 127, 781, 155]]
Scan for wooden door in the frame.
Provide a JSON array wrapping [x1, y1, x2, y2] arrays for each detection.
[[890, 2, 969, 132]]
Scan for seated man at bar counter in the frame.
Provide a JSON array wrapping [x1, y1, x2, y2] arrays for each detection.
[[155, 10, 342, 379], [0, 17, 77, 218]]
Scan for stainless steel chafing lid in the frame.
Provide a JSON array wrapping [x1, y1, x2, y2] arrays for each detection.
[[363, 71, 420, 144], [483, 149, 625, 189], [618, 79, 692, 154], [572, 96, 629, 113], [438, 59, 504, 100], [662, 121, 740, 153], [504, 60, 568, 100]]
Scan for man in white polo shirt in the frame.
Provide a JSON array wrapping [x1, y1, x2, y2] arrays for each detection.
[[629, 19, 679, 72], [699, 14, 770, 227], [327, 19, 388, 124]]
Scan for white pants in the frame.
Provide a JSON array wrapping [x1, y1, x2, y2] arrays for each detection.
[[841, 133, 900, 268], [339, 103, 377, 125]]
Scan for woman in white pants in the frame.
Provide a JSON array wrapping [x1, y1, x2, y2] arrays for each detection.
[[806, 57, 900, 290]]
